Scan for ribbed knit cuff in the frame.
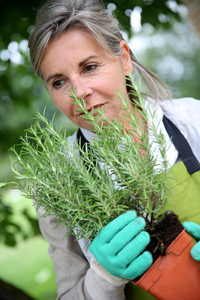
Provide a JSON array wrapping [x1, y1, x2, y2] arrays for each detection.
[[90, 254, 129, 287]]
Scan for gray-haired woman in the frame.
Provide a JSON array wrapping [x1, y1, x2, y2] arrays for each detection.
[[28, 0, 200, 299]]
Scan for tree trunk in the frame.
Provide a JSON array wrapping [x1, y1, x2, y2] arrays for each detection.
[[181, 0, 200, 39]]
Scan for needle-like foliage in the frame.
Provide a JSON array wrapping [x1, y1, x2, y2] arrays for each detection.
[[9, 75, 171, 241]]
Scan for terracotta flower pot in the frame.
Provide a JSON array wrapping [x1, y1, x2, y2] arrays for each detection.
[[134, 229, 200, 300]]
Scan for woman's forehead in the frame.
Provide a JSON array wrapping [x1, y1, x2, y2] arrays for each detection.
[[40, 28, 119, 79], [44, 29, 106, 58]]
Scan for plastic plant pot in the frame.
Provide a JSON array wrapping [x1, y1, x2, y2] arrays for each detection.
[[134, 229, 200, 300]]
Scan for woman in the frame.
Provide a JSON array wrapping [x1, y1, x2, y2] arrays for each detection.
[[28, 0, 200, 299]]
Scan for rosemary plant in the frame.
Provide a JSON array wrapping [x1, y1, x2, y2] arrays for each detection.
[[9, 76, 171, 242]]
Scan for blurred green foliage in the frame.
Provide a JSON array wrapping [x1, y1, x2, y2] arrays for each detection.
[[0, 0, 199, 298], [130, 21, 200, 99], [0, 0, 183, 45], [0, 193, 40, 247], [107, 0, 182, 36], [0, 235, 57, 299]]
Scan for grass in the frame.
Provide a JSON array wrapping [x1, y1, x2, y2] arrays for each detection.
[[0, 236, 57, 300], [0, 185, 57, 300]]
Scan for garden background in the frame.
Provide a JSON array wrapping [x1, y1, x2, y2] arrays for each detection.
[[0, 0, 200, 299]]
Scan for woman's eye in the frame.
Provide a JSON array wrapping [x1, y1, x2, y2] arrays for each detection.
[[52, 79, 64, 89], [84, 64, 97, 73]]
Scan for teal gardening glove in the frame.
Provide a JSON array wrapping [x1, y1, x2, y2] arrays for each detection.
[[89, 210, 153, 280], [183, 222, 200, 261]]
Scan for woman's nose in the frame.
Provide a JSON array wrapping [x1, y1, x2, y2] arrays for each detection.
[[71, 77, 93, 100]]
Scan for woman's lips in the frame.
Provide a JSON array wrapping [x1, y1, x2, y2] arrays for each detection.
[[87, 104, 103, 112], [79, 103, 105, 115]]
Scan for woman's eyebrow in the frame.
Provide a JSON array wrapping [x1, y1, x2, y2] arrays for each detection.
[[46, 55, 100, 83], [47, 73, 63, 83], [78, 55, 99, 67]]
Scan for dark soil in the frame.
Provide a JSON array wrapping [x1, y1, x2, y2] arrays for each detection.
[[145, 211, 183, 261]]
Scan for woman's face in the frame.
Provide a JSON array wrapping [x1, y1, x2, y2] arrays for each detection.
[[40, 28, 133, 130]]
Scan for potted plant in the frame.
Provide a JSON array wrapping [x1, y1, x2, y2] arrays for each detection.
[[6, 75, 200, 299]]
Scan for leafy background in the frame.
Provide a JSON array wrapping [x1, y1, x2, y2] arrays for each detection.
[[0, 0, 200, 298]]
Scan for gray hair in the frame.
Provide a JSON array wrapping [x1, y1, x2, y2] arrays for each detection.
[[28, 0, 171, 100]]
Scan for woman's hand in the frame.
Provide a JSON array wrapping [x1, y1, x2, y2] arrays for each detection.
[[89, 211, 153, 280], [183, 222, 200, 261]]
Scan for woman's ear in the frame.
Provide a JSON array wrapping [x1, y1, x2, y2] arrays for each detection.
[[119, 40, 133, 75]]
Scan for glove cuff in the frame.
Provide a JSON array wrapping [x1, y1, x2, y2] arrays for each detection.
[[90, 254, 129, 287]]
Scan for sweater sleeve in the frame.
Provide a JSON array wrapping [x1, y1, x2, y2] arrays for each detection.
[[37, 206, 126, 300]]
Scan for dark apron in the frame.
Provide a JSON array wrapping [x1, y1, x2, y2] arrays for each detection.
[[77, 116, 200, 299]]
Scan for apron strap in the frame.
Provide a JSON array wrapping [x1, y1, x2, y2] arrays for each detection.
[[163, 116, 200, 175], [77, 117, 200, 175], [77, 128, 89, 149], [77, 128, 97, 172]]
